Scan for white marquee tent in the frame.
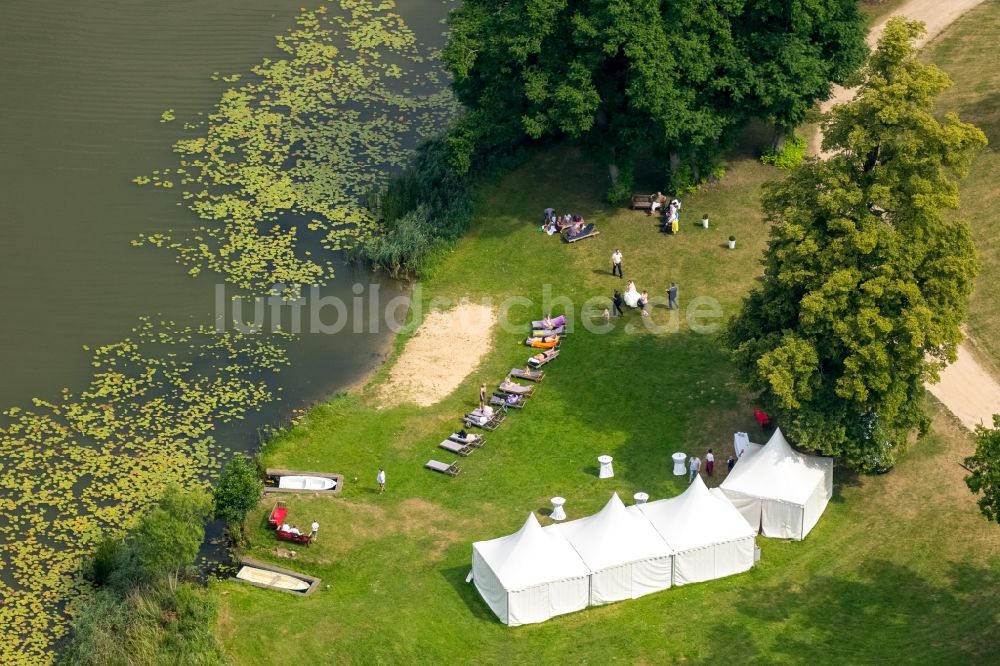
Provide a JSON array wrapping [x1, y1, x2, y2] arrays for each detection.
[[720, 428, 833, 540], [636, 476, 757, 586], [549, 493, 674, 605], [471, 513, 591, 626]]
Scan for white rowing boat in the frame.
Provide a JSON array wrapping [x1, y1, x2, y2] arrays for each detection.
[[236, 565, 310, 592], [277, 475, 337, 490]]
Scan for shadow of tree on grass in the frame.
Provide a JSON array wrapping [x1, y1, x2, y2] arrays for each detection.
[[698, 559, 1000, 664]]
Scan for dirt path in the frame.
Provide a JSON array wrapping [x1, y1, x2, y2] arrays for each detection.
[[813, 0, 999, 431], [927, 344, 1000, 431], [815, 0, 988, 158]]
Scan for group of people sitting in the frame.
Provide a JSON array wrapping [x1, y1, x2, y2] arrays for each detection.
[[542, 208, 598, 241], [648, 192, 682, 234], [612, 280, 650, 316]]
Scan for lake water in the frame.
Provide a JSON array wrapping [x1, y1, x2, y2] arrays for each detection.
[[0, 0, 452, 427], [0, 1, 453, 656]]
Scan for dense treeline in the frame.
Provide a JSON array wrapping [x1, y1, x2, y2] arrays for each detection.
[[361, 0, 868, 275], [443, 0, 867, 194]]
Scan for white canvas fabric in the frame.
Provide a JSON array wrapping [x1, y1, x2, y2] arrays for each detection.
[[637, 476, 756, 586], [471, 513, 590, 626], [720, 428, 833, 540], [549, 493, 674, 605]]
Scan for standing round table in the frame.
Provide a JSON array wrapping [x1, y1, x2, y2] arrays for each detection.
[[633, 492, 649, 505], [550, 497, 566, 521], [672, 452, 687, 476], [598, 455, 614, 479]]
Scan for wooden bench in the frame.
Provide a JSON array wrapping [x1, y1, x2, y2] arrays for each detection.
[[631, 194, 655, 210]]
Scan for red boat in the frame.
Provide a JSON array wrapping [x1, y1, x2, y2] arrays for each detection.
[[267, 501, 288, 530], [276, 529, 312, 546]]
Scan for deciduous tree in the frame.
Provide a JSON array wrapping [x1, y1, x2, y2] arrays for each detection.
[[132, 485, 213, 590], [443, 0, 866, 189], [213, 454, 263, 545], [966, 416, 1000, 524], [725, 19, 986, 471]]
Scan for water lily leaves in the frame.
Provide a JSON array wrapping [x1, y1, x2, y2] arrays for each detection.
[[0, 321, 289, 661], [134, 1, 457, 296]]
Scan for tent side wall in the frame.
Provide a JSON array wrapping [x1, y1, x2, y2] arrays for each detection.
[[800, 466, 833, 539], [673, 537, 755, 586], [508, 576, 590, 626], [472, 548, 508, 624], [589, 563, 632, 606], [760, 498, 805, 540], [721, 489, 762, 533], [630, 556, 673, 598]]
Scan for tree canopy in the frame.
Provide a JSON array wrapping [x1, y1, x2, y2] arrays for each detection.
[[443, 0, 866, 183], [213, 454, 263, 545], [966, 416, 1000, 524], [725, 18, 987, 472], [132, 485, 213, 589]]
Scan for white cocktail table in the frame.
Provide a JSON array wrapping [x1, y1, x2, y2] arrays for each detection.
[[672, 452, 687, 476], [551, 497, 566, 521], [598, 455, 614, 479]]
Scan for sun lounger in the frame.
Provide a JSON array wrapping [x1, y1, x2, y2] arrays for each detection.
[[449, 432, 484, 447], [531, 315, 566, 329], [497, 380, 534, 397], [439, 439, 474, 456], [531, 326, 565, 337], [510, 367, 544, 382], [525, 335, 560, 349], [528, 348, 560, 368], [464, 406, 507, 430], [490, 393, 524, 409], [564, 224, 599, 243], [425, 459, 461, 476]]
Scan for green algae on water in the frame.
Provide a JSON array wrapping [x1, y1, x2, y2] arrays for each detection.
[[134, 1, 458, 296], [0, 319, 289, 662]]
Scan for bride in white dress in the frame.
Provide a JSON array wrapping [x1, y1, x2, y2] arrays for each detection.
[[623, 280, 640, 308]]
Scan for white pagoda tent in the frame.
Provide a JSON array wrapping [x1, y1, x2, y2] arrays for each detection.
[[636, 476, 757, 586], [471, 513, 591, 626], [720, 428, 833, 540], [549, 493, 674, 605]]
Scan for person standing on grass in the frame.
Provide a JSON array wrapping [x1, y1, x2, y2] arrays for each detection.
[[377, 467, 386, 494], [611, 249, 623, 278], [612, 290, 624, 317], [688, 456, 700, 483], [479, 383, 487, 410], [705, 449, 715, 476], [310, 521, 319, 541], [668, 283, 678, 310], [727, 456, 736, 473]]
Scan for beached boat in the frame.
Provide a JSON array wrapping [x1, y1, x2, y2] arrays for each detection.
[[236, 565, 311, 592], [278, 475, 337, 490]]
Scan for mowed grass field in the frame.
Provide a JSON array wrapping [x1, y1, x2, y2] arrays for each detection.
[[932, 1, 1000, 374], [212, 4, 1000, 664]]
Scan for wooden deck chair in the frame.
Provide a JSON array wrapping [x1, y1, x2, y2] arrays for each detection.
[[490, 393, 524, 409], [439, 440, 474, 456], [510, 367, 544, 382], [497, 380, 534, 397], [531, 326, 565, 338], [464, 405, 507, 431], [425, 460, 461, 476], [528, 349, 560, 368], [449, 432, 484, 447]]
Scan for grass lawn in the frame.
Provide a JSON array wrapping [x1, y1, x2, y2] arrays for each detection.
[[211, 4, 1000, 664]]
